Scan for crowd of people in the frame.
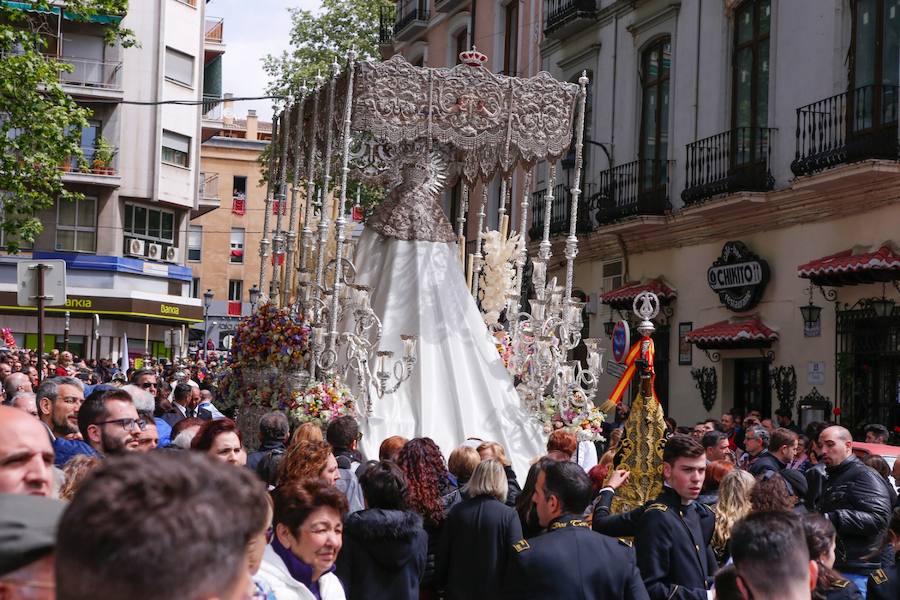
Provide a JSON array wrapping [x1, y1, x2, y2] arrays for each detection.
[[0, 349, 898, 600]]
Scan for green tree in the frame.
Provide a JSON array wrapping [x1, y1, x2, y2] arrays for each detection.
[[0, 1, 134, 252]]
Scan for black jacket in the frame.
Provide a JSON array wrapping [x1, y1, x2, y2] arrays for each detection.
[[246, 439, 285, 473], [591, 489, 646, 538], [434, 495, 522, 600], [866, 552, 899, 600], [159, 405, 212, 428], [819, 455, 893, 572], [504, 465, 522, 508], [336, 508, 427, 600], [747, 450, 785, 477], [503, 514, 648, 600], [634, 487, 717, 600], [421, 477, 461, 591], [806, 461, 827, 510]]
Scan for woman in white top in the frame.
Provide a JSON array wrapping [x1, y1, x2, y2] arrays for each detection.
[[257, 478, 348, 600]]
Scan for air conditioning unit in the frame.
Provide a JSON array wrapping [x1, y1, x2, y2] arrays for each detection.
[[126, 238, 145, 257], [147, 243, 162, 261], [165, 245, 179, 263]]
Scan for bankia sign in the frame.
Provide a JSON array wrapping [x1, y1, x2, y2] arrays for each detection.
[[707, 241, 770, 312]]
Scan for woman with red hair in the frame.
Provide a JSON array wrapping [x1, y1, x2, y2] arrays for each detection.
[[699, 459, 735, 505], [396, 438, 460, 599]]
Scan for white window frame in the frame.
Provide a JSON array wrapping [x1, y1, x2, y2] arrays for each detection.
[[164, 47, 195, 87], [56, 196, 97, 253], [161, 130, 191, 168], [230, 228, 245, 264], [187, 225, 202, 261]]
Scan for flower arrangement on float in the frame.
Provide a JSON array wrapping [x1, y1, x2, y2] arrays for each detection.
[[287, 376, 356, 429], [538, 392, 607, 442], [218, 303, 312, 412]]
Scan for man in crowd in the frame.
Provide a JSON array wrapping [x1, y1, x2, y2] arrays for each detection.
[[198, 388, 225, 419], [3, 371, 32, 401], [247, 411, 289, 475], [748, 427, 797, 477], [77, 389, 143, 456], [326, 416, 365, 513], [0, 360, 12, 381], [865, 424, 889, 444], [803, 420, 830, 511], [721, 411, 743, 451], [129, 369, 174, 444], [0, 493, 65, 598], [731, 511, 817, 600], [122, 383, 170, 447], [136, 419, 159, 452], [8, 392, 38, 417], [35, 376, 95, 466], [160, 381, 209, 427], [635, 435, 716, 599], [504, 459, 648, 599], [774, 408, 801, 433], [701, 430, 731, 463], [739, 425, 769, 471], [818, 425, 893, 594], [56, 451, 268, 600], [0, 405, 54, 497]]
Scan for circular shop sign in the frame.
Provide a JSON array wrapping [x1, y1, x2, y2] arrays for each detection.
[[612, 320, 631, 363]]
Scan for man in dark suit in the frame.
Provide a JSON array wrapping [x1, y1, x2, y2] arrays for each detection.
[[503, 459, 648, 600], [160, 382, 210, 428], [634, 434, 716, 600]]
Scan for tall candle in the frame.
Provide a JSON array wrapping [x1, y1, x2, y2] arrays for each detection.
[[500, 214, 509, 240], [466, 254, 474, 291]]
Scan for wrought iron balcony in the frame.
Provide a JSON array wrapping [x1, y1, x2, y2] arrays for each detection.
[[544, 0, 598, 39], [393, 7, 430, 42], [593, 159, 672, 225], [791, 84, 899, 177], [434, 0, 468, 14], [682, 127, 775, 205], [378, 6, 395, 44], [528, 183, 595, 240]]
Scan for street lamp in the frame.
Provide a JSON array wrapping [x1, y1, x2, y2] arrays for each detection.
[[799, 285, 822, 331], [249, 284, 260, 308], [870, 282, 896, 318], [203, 289, 214, 361]]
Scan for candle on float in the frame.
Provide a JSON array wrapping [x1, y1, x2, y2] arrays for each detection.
[[466, 254, 474, 291], [499, 214, 509, 240], [458, 234, 465, 266]]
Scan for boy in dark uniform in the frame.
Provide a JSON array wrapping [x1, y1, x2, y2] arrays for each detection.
[[867, 506, 900, 600], [634, 434, 716, 600], [503, 459, 648, 600]]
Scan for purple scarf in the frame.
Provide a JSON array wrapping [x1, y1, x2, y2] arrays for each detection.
[[271, 536, 334, 600]]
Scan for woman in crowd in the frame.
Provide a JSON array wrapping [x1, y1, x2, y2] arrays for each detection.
[[698, 459, 734, 505], [59, 455, 102, 501], [257, 479, 348, 599], [278, 440, 340, 487], [447, 446, 480, 494], [802, 513, 863, 600], [336, 460, 427, 600], [546, 429, 577, 461], [247, 494, 277, 599], [749, 472, 794, 514], [191, 418, 247, 467], [476, 441, 521, 507], [379, 435, 408, 462], [789, 434, 812, 471], [292, 422, 324, 445], [862, 455, 898, 507], [396, 437, 460, 599], [711, 469, 755, 564], [434, 459, 522, 600]]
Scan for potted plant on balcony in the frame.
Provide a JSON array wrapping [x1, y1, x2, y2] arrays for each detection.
[[92, 136, 114, 175]]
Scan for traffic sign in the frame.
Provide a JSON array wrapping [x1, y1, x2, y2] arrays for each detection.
[[612, 320, 630, 363], [16, 260, 67, 306]]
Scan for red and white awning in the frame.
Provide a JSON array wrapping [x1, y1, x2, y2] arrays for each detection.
[[797, 242, 900, 287], [600, 278, 677, 309], [685, 316, 778, 349]]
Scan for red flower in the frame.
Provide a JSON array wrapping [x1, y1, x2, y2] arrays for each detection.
[[832, 407, 842, 416]]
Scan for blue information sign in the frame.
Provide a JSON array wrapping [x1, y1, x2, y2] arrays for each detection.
[[612, 321, 630, 363]]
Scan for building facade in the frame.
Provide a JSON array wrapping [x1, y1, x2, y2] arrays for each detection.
[[0, 0, 221, 362], [535, 0, 899, 430], [191, 99, 272, 351]]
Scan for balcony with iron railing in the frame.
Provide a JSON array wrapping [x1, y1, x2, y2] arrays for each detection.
[[682, 127, 776, 205], [791, 84, 899, 177], [202, 94, 223, 120], [544, 0, 598, 39], [593, 159, 672, 225], [393, 5, 430, 42], [528, 182, 595, 240], [378, 6, 396, 44], [194, 173, 221, 217]]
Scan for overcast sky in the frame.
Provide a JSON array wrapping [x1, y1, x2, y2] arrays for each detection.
[[210, 0, 321, 121]]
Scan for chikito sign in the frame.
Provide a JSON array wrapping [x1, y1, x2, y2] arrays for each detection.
[[707, 241, 769, 312]]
